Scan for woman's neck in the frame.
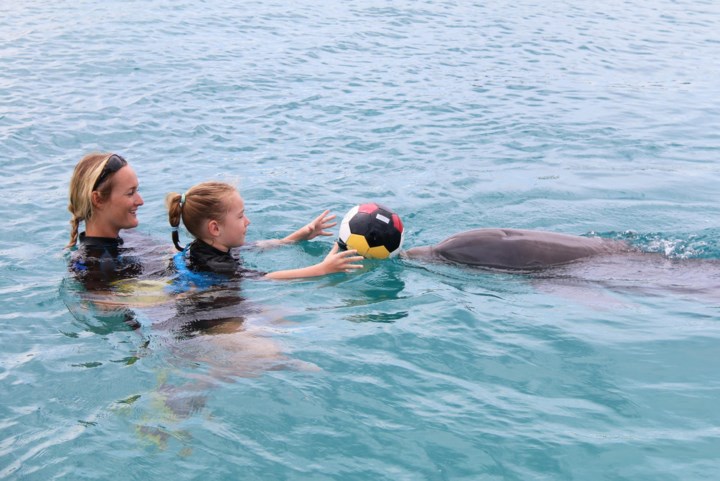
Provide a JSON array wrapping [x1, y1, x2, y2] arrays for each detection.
[[85, 219, 120, 239]]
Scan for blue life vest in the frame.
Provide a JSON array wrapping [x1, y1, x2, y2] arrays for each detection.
[[168, 248, 227, 294]]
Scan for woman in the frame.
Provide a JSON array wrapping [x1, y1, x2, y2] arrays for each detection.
[[67, 152, 143, 245], [66, 152, 145, 290]]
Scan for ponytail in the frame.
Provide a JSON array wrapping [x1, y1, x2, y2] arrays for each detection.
[[165, 182, 237, 251], [165, 192, 185, 251], [66, 215, 82, 249]]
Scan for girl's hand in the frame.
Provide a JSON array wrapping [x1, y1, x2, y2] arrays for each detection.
[[320, 242, 364, 274], [300, 210, 337, 241]]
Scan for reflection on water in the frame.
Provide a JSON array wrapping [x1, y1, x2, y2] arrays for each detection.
[[60, 236, 323, 453], [533, 253, 720, 305], [62, 239, 317, 375]]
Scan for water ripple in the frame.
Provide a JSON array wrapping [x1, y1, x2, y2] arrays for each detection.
[[2, 0, 720, 479]]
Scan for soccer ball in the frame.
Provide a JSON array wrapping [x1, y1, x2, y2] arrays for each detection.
[[338, 203, 404, 259]]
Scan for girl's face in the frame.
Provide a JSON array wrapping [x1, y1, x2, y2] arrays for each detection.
[[97, 165, 143, 233], [214, 191, 250, 251]]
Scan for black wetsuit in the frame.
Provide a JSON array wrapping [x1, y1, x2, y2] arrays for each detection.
[[181, 239, 264, 280], [164, 239, 263, 339], [185, 239, 243, 277], [69, 233, 143, 291], [68, 232, 144, 329]]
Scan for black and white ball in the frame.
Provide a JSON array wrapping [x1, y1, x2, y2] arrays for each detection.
[[338, 203, 404, 259]]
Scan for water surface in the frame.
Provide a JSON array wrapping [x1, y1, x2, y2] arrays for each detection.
[[1, 1, 720, 479]]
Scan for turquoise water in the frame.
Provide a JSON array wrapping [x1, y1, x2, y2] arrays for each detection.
[[2, 0, 720, 479]]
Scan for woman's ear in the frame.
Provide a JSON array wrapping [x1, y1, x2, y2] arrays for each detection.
[[91, 190, 104, 210], [207, 219, 221, 237]]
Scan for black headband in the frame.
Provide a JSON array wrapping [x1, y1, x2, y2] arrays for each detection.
[[92, 154, 127, 191]]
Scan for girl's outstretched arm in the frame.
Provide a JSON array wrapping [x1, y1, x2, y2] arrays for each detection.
[[255, 210, 337, 249], [264, 243, 363, 280]]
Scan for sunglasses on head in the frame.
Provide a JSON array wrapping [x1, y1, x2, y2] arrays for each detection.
[[92, 154, 127, 191]]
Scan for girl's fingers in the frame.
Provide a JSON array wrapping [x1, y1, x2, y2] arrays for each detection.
[[315, 210, 331, 221]]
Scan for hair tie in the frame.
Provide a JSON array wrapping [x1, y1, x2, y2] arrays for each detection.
[[171, 226, 179, 232]]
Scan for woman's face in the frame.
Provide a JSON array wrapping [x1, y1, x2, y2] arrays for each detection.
[[99, 165, 144, 232], [214, 191, 250, 251]]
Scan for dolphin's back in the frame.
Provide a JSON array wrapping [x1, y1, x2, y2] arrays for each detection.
[[431, 229, 628, 269]]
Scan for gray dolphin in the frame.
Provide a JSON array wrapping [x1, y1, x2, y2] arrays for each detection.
[[402, 228, 633, 270]]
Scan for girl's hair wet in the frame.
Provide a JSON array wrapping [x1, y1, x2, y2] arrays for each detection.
[[166, 181, 238, 251], [67, 153, 128, 248]]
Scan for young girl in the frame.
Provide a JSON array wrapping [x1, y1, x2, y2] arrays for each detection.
[[166, 181, 363, 280]]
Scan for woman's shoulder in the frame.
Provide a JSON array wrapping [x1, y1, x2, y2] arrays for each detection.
[[68, 232, 143, 289], [70, 232, 123, 266]]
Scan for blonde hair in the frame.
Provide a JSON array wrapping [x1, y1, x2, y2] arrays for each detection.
[[66, 152, 120, 248], [166, 181, 238, 251]]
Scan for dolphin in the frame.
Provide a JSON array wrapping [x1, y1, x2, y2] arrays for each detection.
[[402, 228, 633, 270]]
